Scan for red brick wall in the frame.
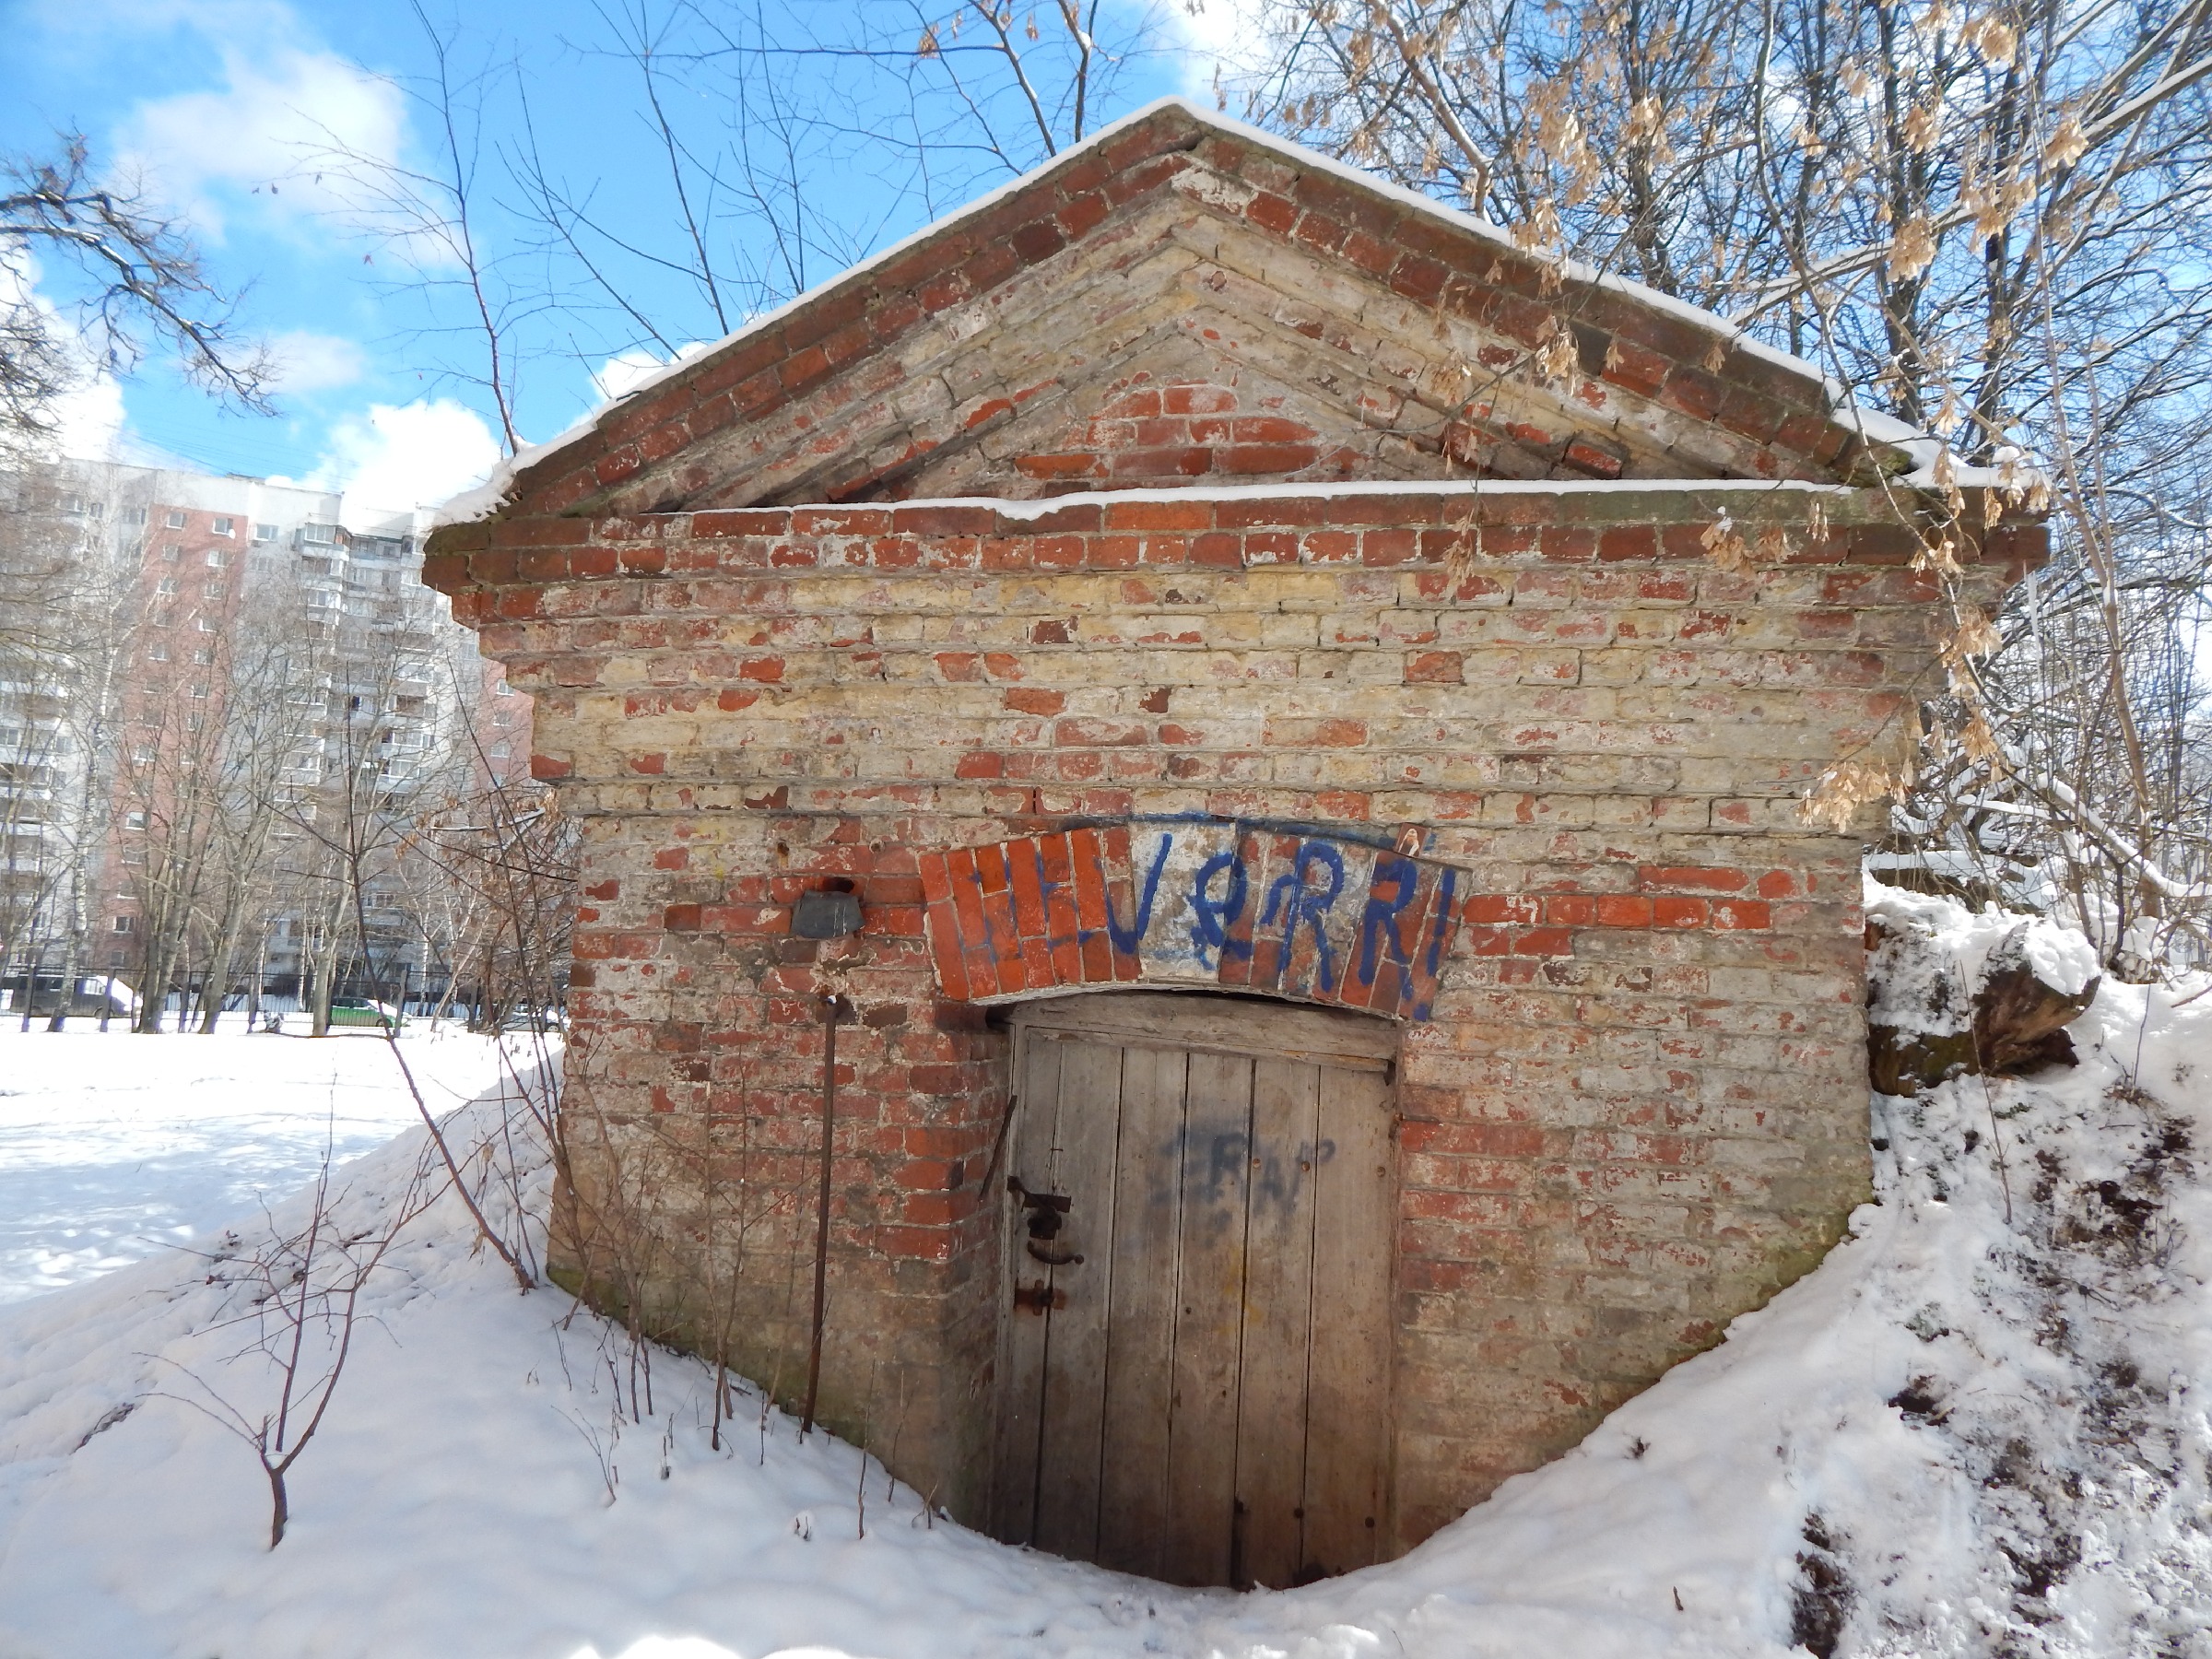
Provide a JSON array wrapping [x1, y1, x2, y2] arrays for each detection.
[[426, 482, 2037, 1544], [1010, 377, 1365, 488]]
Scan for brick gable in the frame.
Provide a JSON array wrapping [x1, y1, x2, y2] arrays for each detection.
[[474, 100, 1905, 524]]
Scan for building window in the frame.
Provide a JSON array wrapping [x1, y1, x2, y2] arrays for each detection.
[[211, 516, 234, 536], [193, 647, 214, 665], [150, 608, 172, 629], [112, 915, 136, 934], [161, 544, 182, 561], [206, 548, 229, 568], [488, 742, 511, 759], [147, 643, 169, 662], [494, 680, 513, 696], [164, 511, 187, 529], [196, 617, 214, 631], [125, 810, 147, 828], [189, 683, 208, 699], [131, 748, 153, 765], [253, 523, 277, 542], [123, 507, 147, 526], [205, 582, 227, 600]]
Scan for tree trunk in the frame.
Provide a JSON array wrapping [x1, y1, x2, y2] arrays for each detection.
[[44, 930, 82, 1032], [198, 917, 244, 1034], [307, 913, 343, 1038], [266, 1465, 288, 1549], [17, 929, 46, 1032]]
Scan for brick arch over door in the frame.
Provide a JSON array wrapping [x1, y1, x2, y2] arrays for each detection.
[[917, 822, 1465, 1020]]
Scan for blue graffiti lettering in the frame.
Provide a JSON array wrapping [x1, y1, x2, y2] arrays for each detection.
[[1027, 841, 1071, 953], [1105, 834, 1175, 954], [1357, 854, 1420, 987], [1411, 866, 1458, 1020], [1189, 850, 1250, 968], [1202, 1130, 1250, 1205], [1261, 841, 1346, 993]]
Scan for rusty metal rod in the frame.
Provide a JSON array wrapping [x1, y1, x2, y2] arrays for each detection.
[[800, 991, 838, 1437]]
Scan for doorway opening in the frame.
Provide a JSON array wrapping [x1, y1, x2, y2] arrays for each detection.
[[990, 991, 1397, 1588]]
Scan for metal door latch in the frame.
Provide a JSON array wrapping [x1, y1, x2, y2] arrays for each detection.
[[1008, 1177, 1082, 1265], [1012, 1281, 1066, 1314]]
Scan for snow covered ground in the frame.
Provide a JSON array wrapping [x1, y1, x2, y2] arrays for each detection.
[[0, 1023, 521, 1305], [0, 890, 2207, 1658]]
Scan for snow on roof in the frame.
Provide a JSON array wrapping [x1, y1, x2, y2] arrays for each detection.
[[436, 97, 2001, 528], [820, 475, 1870, 524]]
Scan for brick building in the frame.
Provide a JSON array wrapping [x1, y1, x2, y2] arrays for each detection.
[[425, 100, 2041, 1588]]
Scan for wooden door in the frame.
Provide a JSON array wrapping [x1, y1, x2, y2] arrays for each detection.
[[992, 993, 1396, 1589]]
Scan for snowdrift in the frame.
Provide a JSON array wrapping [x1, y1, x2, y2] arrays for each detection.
[[1, 884, 2207, 1658]]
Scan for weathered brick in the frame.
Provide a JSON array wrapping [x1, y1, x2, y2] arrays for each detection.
[[424, 98, 2048, 1581]]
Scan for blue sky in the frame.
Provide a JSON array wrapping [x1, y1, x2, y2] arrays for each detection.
[[4, 0, 1229, 511]]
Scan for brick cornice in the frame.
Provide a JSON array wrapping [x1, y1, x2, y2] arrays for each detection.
[[424, 486, 2046, 597]]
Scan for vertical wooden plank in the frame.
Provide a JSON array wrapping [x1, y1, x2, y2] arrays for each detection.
[[1030, 1037, 1123, 1562], [991, 1035, 1063, 1545], [1300, 1063, 1396, 1580], [1094, 1043, 1188, 1579], [1161, 1049, 1253, 1586], [1233, 1057, 1322, 1588]]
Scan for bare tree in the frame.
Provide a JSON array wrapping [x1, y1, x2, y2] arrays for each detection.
[[1236, 0, 2212, 973], [323, 1, 1168, 421], [2, 135, 273, 458], [117, 565, 329, 1030], [160, 1125, 438, 1547], [300, 8, 545, 456]]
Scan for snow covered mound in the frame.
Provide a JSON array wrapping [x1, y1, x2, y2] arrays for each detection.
[[1, 894, 2208, 1659]]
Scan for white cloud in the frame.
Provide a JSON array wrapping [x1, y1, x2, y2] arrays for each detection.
[[115, 43, 409, 241], [591, 350, 668, 403], [53, 377, 131, 462], [1, 250, 130, 462], [281, 399, 500, 519], [265, 330, 367, 394], [1157, 0, 1273, 98], [33, 0, 417, 247]]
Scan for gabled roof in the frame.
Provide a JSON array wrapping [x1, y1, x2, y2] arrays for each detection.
[[455, 99, 1908, 525]]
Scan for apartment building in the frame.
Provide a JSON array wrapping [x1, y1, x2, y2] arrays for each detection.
[[1, 458, 532, 1012]]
